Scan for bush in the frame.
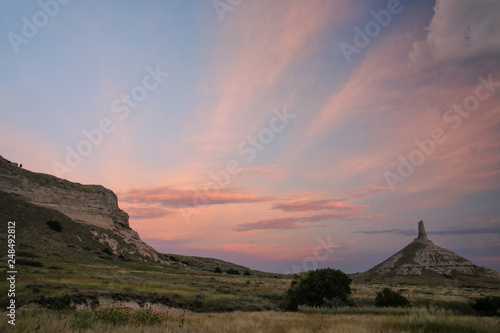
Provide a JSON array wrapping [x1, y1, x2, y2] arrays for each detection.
[[244, 270, 251, 276], [102, 248, 113, 256], [214, 267, 222, 273], [471, 296, 500, 316], [375, 288, 410, 307], [46, 220, 62, 232], [227, 269, 240, 275], [286, 268, 352, 310]]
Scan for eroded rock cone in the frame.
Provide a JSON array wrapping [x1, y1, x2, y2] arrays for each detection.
[[368, 221, 499, 278]]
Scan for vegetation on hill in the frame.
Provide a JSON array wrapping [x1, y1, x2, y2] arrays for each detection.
[[375, 288, 410, 307], [286, 268, 352, 310]]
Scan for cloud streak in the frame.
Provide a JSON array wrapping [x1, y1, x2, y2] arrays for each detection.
[[271, 198, 368, 212], [236, 213, 381, 232], [119, 186, 274, 208], [126, 207, 172, 220], [355, 225, 500, 237]]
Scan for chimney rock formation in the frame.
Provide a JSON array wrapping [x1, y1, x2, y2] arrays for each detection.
[[367, 220, 499, 279]]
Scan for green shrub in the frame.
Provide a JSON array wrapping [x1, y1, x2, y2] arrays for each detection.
[[286, 268, 352, 310], [102, 248, 113, 256], [244, 270, 251, 276], [214, 267, 222, 273], [227, 268, 240, 275], [375, 288, 410, 307], [471, 296, 500, 316], [46, 220, 62, 232]]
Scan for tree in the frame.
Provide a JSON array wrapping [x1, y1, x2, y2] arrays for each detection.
[[375, 288, 410, 307], [286, 268, 352, 310], [471, 296, 500, 316], [214, 266, 222, 273]]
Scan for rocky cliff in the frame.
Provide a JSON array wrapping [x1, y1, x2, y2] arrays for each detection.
[[0, 155, 166, 264]]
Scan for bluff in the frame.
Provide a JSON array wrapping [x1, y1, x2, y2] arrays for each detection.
[[0, 155, 165, 263]]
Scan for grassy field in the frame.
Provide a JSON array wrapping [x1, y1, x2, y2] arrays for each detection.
[[4, 255, 499, 312], [1, 257, 500, 332], [2, 305, 499, 332]]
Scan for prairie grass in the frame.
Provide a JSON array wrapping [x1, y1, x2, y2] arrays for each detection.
[[3, 307, 499, 333]]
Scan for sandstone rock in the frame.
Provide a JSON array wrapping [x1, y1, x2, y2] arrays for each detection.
[[368, 220, 500, 278]]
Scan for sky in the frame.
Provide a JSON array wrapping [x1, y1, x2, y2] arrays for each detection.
[[1, 0, 499, 274]]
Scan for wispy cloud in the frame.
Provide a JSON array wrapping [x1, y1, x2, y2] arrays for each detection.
[[355, 225, 500, 237], [126, 207, 172, 220], [432, 226, 500, 236], [344, 187, 392, 199], [354, 228, 416, 236], [235, 213, 345, 232], [271, 198, 368, 212], [466, 217, 500, 223], [236, 165, 289, 179], [236, 213, 381, 232], [409, 0, 500, 70], [118, 186, 274, 208]]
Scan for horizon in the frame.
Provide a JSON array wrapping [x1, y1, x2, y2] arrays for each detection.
[[1, 0, 499, 274]]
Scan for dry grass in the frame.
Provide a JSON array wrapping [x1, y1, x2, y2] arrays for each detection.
[[2, 307, 499, 333]]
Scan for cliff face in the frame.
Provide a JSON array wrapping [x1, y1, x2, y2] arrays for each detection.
[[0, 155, 165, 263], [369, 221, 499, 278], [0, 156, 127, 230]]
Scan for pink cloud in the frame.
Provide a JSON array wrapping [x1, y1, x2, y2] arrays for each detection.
[[235, 213, 344, 232], [235, 213, 382, 232], [118, 186, 274, 208], [236, 165, 289, 179], [466, 217, 500, 223], [271, 198, 368, 212], [126, 207, 172, 220], [345, 187, 392, 199]]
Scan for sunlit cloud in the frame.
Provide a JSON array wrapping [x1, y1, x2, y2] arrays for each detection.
[[118, 186, 274, 208], [271, 198, 368, 212], [127, 207, 172, 220], [236, 213, 381, 232], [355, 226, 500, 236], [236, 165, 289, 179], [409, 0, 500, 71], [466, 217, 500, 223]]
